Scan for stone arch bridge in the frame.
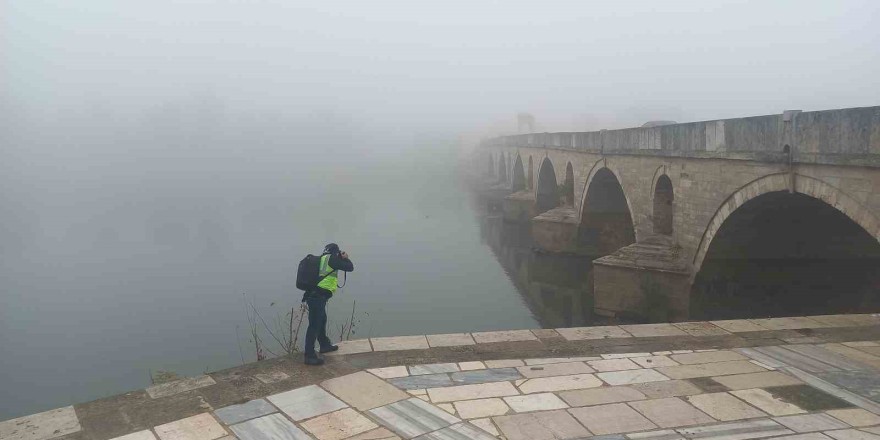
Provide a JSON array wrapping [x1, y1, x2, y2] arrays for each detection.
[[477, 106, 880, 322]]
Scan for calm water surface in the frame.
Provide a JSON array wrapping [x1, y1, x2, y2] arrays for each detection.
[[0, 140, 540, 420]]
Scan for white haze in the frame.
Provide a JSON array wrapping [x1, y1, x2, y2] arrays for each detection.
[[1, 0, 879, 420]]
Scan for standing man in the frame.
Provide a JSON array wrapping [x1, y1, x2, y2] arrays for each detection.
[[304, 243, 354, 366]]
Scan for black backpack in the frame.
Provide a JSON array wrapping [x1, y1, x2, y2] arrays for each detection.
[[296, 254, 333, 291]]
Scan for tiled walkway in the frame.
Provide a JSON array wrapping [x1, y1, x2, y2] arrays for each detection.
[[3, 315, 880, 440]]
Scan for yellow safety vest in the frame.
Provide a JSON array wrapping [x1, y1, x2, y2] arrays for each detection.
[[317, 254, 339, 294]]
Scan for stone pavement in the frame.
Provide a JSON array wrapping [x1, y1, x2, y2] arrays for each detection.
[[4, 315, 880, 440]]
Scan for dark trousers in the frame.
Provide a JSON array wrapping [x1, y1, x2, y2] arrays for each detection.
[[304, 292, 332, 355]]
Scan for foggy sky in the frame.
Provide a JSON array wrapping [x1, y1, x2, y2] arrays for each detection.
[[3, 0, 879, 140]]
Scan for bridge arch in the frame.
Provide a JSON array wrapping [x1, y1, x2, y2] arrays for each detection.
[[512, 154, 526, 192], [535, 156, 559, 213], [498, 152, 508, 184], [577, 165, 636, 255], [693, 173, 880, 274], [527, 156, 534, 190], [563, 162, 575, 206], [691, 173, 880, 318], [653, 174, 674, 236]]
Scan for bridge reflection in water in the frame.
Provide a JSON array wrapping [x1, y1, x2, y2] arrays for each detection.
[[480, 214, 602, 328]]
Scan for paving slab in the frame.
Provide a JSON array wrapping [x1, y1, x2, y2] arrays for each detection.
[[685, 392, 767, 421], [631, 380, 703, 398], [425, 333, 475, 348], [764, 384, 855, 412], [369, 366, 410, 379], [503, 393, 569, 412], [677, 418, 793, 439], [824, 429, 880, 440], [493, 410, 591, 440], [108, 431, 158, 440], [711, 320, 768, 333], [671, 351, 748, 365], [154, 413, 227, 440], [347, 427, 401, 439], [469, 418, 499, 436], [0, 406, 81, 440], [452, 398, 510, 419], [626, 429, 684, 440], [570, 403, 657, 434], [688, 377, 730, 393], [558, 386, 647, 407], [472, 330, 537, 343], [371, 336, 429, 352], [388, 374, 453, 390], [229, 413, 311, 440], [730, 389, 807, 416], [516, 362, 594, 378], [628, 398, 715, 428], [518, 373, 604, 394], [267, 385, 348, 421], [809, 315, 869, 327], [484, 359, 525, 368], [368, 398, 460, 438], [750, 317, 826, 330], [254, 371, 289, 384], [531, 329, 562, 339], [413, 422, 496, 440], [146, 376, 217, 399], [825, 409, 880, 427], [436, 404, 454, 415], [301, 408, 378, 440], [602, 353, 656, 359], [632, 356, 680, 368], [821, 344, 880, 370], [596, 369, 669, 386], [214, 399, 277, 425], [524, 357, 601, 365], [323, 371, 409, 411], [773, 414, 850, 433], [620, 324, 688, 338], [589, 359, 641, 372], [710, 372, 802, 390], [813, 371, 880, 407], [656, 361, 767, 379], [674, 322, 732, 337], [450, 368, 522, 384], [773, 434, 833, 440], [457, 361, 485, 371], [409, 363, 459, 376], [327, 339, 373, 355], [842, 342, 880, 348], [556, 326, 632, 340], [427, 381, 519, 403]]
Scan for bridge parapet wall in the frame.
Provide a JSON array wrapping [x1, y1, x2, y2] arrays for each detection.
[[487, 106, 880, 166]]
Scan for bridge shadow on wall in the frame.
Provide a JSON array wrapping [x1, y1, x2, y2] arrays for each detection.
[[691, 191, 880, 319]]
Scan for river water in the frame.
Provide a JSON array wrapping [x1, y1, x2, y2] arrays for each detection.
[[0, 137, 542, 420]]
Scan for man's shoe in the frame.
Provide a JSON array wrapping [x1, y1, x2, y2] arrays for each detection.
[[319, 345, 339, 354], [304, 355, 325, 366]]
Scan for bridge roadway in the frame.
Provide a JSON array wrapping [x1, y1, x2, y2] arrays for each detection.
[[477, 106, 880, 321]]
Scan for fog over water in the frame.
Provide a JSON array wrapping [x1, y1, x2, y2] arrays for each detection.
[[2, 0, 880, 420]]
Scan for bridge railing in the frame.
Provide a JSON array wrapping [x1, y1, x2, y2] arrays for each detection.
[[485, 106, 879, 165]]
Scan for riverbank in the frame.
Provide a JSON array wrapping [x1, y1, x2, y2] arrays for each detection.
[[3, 314, 880, 440]]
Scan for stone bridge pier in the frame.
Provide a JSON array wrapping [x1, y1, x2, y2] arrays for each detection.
[[477, 106, 880, 322]]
